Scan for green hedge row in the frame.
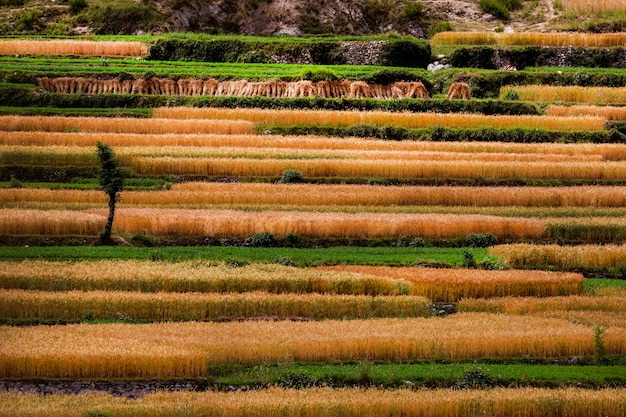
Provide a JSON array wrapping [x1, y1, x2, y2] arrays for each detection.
[[264, 125, 626, 144], [147, 38, 432, 68], [0, 88, 541, 116], [450, 46, 626, 71]]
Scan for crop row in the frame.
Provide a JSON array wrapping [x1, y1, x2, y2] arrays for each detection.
[[0, 208, 546, 240], [5, 144, 606, 165], [547, 105, 626, 121], [431, 31, 626, 47], [0, 40, 147, 57], [2, 388, 624, 417], [37, 77, 432, 100], [501, 86, 626, 105], [2, 314, 624, 377], [4, 184, 626, 208], [0, 290, 433, 322], [459, 296, 626, 314], [490, 244, 626, 270], [0, 261, 584, 301], [153, 107, 608, 131], [4, 131, 625, 159]]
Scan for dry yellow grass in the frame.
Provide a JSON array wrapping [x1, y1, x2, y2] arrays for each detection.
[[4, 131, 625, 160], [546, 105, 626, 121], [0, 209, 103, 236], [459, 296, 626, 314], [501, 86, 626, 105], [320, 266, 584, 302], [1, 313, 623, 377], [4, 184, 626, 209], [0, 116, 255, 135], [1, 388, 625, 417], [0, 260, 410, 296], [431, 31, 626, 47], [0, 40, 148, 56], [154, 107, 607, 131], [490, 244, 626, 269], [102, 208, 546, 240], [562, 0, 626, 14], [0, 289, 431, 321]]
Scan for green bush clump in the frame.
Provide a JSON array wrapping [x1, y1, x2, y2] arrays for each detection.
[[280, 169, 303, 183], [428, 20, 453, 38], [381, 39, 431, 68], [245, 232, 275, 247], [68, 0, 88, 14], [465, 233, 498, 248], [479, 0, 522, 20]]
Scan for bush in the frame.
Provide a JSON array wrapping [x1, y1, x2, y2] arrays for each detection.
[[428, 20, 453, 38], [278, 373, 318, 389], [502, 89, 519, 100], [68, 0, 88, 14], [280, 169, 303, 183], [403, 1, 423, 19], [245, 232, 275, 247], [465, 233, 498, 248], [381, 39, 431, 68], [299, 68, 340, 82], [455, 368, 496, 389]]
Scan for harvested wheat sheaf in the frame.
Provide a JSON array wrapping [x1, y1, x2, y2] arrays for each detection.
[[36, 77, 430, 99], [320, 266, 584, 301], [1, 314, 624, 378], [1, 388, 625, 417]]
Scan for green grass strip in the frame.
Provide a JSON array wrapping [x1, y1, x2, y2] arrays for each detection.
[[209, 363, 626, 388], [0, 246, 490, 267]]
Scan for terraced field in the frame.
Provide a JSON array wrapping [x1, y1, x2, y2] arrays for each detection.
[[0, 36, 625, 416]]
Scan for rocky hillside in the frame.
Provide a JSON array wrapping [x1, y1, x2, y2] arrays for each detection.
[[0, 0, 623, 37]]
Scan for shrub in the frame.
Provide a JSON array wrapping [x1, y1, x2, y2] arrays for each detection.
[[68, 0, 88, 14], [280, 169, 303, 184], [381, 39, 431, 68], [455, 368, 496, 389], [466, 233, 498, 248], [278, 373, 318, 389], [409, 237, 428, 247], [245, 232, 275, 247], [299, 68, 340, 82], [428, 20, 454, 38], [150, 251, 165, 262], [403, 1, 423, 20], [502, 89, 519, 100]]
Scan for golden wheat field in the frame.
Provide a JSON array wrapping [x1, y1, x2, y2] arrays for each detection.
[[92, 208, 548, 239], [4, 131, 626, 160], [4, 184, 626, 209], [490, 244, 626, 269], [1, 388, 625, 417], [1, 314, 624, 378], [546, 105, 626, 121], [431, 31, 626, 47], [0, 260, 411, 295], [459, 296, 626, 314], [500, 86, 626, 105], [154, 107, 607, 131], [0, 116, 255, 135], [0, 289, 432, 321], [0, 40, 148, 56], [319, 266, 584, 301]]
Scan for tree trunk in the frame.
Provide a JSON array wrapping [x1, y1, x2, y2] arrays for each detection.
[[101, 193, 116, 244]]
